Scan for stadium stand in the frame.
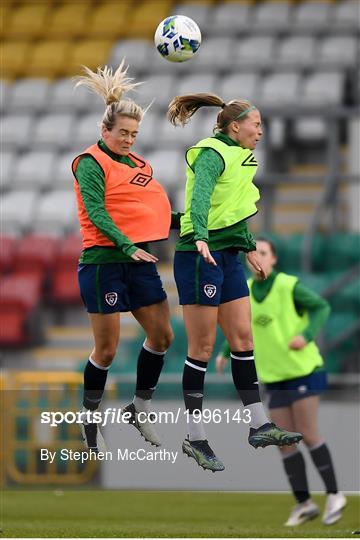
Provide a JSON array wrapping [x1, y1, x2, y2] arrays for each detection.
[[0, 0, 359, 379]]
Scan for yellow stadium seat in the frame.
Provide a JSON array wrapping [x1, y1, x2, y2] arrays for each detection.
[[0, 40, 30, 79], [46, 4, 91, 39], [5, 4, 51, 39], [24, 40, 72, 78], [179, 0, 216, 4], [128, 1, 174, 39], [88, 2, 132, 39], [64, 39, 113, 76]]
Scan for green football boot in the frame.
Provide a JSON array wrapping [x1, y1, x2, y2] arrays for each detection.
[[182, 438, 225, 472], [248, 422, 303, 449]]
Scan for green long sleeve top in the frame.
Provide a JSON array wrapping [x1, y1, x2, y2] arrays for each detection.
[[74, 140, 182, 264], [219, 271, 331, 358], [176, 132, 257, 253]]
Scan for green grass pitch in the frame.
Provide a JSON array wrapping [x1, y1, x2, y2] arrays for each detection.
[[1, 490, 359, 538]]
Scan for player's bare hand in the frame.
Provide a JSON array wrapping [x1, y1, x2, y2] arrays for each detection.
[[246, 251, 267, 279], [216, 354, 228, 374], [195, 240, 217, 266], [289, 335, 308, 350], [130, 249, 158, 263]]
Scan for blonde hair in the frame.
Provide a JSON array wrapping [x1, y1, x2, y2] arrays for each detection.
[[73, 60, 145, 130], [167, 93, 254, 133]]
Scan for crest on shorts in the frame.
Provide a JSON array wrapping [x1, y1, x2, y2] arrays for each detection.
[[105, 292, 118, 306], [204, 284, 216, 298]]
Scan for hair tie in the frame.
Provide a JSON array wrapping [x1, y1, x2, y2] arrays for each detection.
[[221, 102, 226, 109]]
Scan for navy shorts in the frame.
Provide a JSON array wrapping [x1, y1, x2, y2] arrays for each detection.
[[265, 370, 328, 409], [78, 262, 167, 314], [173, 249, 249, 306]]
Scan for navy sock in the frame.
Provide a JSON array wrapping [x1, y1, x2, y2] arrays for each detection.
[[310, 442, 338, 494], [182, 356, 207, 414], [283, 451, 310, 504], [83, 358, 109, 411], [231, 350, 262, 406], [135, 344, 165, 400]]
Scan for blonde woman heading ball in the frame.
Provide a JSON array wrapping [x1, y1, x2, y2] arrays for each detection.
[[72, 61, 181, 451]]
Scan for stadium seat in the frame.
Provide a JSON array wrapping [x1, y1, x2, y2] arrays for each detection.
[[1, 151, 16, 192], [0, 272, 43, 311], [234, 37, 276, 69], [8, 79, 50, 113], [53, 152, 78, 189], [146, 150, 183, 191], [32, 191, 77, 236], [183, 37, 233, 73], [0, 236, 18, 273], [258, 72, 301, 107], [0, 40, 31, 79], [0, 80, 10, 113], [280, 234, 325, 273], [219, 73, 259, 104], [321, 233, 360, 272], [12, 235, 59, 274], [5, 4, 51, 39], [64, 40, 113, 77], [12, 151, 56, 191], [108, 40, 151, 74], [299, 71, 344, 107], [2, 191, 37, 235], [46, 4, 91, 39], [177, 73, 217, 95], [58, 234, 83, 269], [276, 37, 317, 69], [87, 2, 132, 39], [73, 114, 103, 149], [128, 1, 175, 39], [0, 303, 29, 346], [332, 0, 360, 31], [50, 269, 81, 306], [2, 114, 35, 151], [25, 40, 72, 78], [48, 78, 104, 114], [32, 114, 74, 151], [293, 118, 327, 142], [317, 36, 358, 68], [293, 1, 331, 30], [252, 1, 291, 31], [174, 3, 212, 29], [136, 75, 175, 111], [208, 3, 252, 36], [330, 279, 360, 312]]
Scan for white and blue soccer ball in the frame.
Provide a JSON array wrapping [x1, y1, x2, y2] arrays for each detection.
[[154, 15, 201, 63]]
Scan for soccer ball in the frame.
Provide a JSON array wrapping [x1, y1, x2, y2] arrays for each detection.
[[154, 15, 201, 63]]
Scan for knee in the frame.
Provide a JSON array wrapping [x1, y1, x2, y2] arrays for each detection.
[[303, 434, 322, 448], [93, 346, 117, 367], [228, 331, 253, 352], [189, 342, 214, 362], [148, 327, 174, 353]]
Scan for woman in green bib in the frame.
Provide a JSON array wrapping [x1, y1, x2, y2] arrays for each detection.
[[216, 238, 346, 526], [169, 93, 302, 473]]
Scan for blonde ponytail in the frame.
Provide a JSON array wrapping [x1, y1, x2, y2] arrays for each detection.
[[73, 60, 145, 130]]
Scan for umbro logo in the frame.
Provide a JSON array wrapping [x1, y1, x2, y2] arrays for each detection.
[[241, 154, 258, 167], [254, 314, 273, 327], [130, 173, 152, 187]]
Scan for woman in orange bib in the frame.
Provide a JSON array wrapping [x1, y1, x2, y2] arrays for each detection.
[[72, 61, 177, 451]]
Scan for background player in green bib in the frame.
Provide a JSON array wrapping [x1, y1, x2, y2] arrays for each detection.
[[169, 93, 302, 473], [217, 238, 346, 526]]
